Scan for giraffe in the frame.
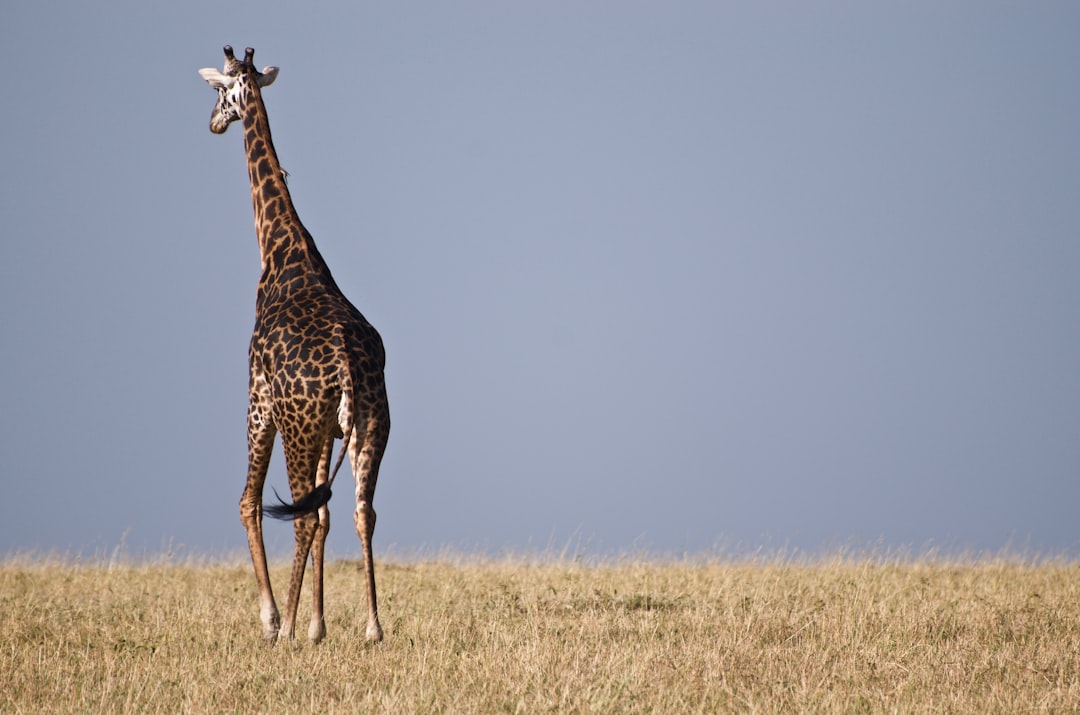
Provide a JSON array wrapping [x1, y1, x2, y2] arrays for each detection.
[[199, 46, 390, 644]]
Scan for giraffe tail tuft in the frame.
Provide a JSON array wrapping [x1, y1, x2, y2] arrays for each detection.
[[263, 483, 332, 520]]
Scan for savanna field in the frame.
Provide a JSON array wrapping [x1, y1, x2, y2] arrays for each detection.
[[2, 552, 1079, 713]]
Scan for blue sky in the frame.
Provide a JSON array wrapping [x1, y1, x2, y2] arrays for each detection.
[[2, 2, 1079, 559]]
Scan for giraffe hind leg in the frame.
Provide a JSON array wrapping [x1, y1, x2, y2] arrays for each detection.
[[242, 408, 280, 642], [351, 409, 389, 643], [356, 500, 382, 642]]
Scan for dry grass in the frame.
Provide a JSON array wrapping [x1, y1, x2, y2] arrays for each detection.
[[2, 551, 1078, 713]]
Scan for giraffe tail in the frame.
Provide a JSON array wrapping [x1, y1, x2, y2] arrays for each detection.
[[263, 483, 333, 520], [263, 424, 352, 520], [263, 330, 355, 521]]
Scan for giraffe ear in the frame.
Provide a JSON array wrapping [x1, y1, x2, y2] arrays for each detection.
[[258, 66, 279, 87], [199, 68, 234, 89]]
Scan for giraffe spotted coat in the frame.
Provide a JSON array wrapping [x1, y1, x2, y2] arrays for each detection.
[[200, 46, 390, 644]]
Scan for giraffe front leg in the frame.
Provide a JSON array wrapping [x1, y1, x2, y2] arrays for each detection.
[[308, 501, 329, 643], [277, 436, 324, 642], [308, 438, 333, 643], [278, 510, 317, 642]]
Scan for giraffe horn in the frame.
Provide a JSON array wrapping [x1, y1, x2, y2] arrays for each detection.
[[223, 45, 235, 61], [244, 47, 255, 65]]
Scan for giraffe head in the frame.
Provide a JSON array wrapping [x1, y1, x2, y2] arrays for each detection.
[[198, 46, 279, 134]]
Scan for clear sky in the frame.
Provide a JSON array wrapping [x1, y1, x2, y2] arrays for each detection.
[[2, 2, 1078, 559]]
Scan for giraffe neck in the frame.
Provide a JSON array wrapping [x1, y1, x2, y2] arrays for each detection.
[[240, 82, 336, 296]]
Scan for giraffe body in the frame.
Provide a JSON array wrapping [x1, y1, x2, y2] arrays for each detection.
[[200, 46, 389, 644]]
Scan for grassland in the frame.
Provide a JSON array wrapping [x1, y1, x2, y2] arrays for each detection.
[[2, 551, 1078, 713]]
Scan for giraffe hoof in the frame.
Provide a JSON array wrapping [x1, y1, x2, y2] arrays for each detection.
[[309, 619, 326, 644], [366, 621, 383, 643], [262, 622, 280, 642]]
